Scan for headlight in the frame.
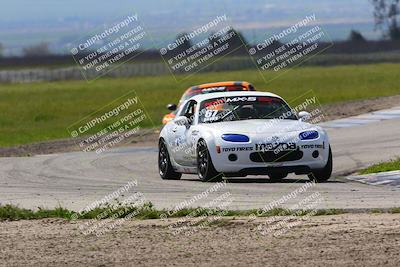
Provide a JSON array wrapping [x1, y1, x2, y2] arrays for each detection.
[[221, 134, 250, 142], [299, 130, 319, 140]]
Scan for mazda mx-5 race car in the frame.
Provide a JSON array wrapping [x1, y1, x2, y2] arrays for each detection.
[[158, 91, 332, 182]]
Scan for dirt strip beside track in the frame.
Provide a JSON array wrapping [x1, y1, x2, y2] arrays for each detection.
[[1, 214, 400, 266]]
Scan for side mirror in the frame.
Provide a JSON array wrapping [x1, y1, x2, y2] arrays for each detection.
[[298, 111, 311, 121], [167, 103, 177, 111], [174, 116, 190, 127]]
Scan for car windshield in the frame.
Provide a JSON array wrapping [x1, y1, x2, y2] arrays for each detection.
[[199, 96, 297, 123]]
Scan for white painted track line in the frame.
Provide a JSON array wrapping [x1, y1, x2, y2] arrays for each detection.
[[320, 106, 400, 128]]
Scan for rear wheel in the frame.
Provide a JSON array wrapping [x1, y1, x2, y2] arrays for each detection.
[[158, 140, 182, 180], [197, 140, 222, 182], [308, 146, 332, 182]]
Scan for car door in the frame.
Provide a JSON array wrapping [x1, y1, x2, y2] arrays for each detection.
[[172, 100, 197, 166], [167, 101, 189, 161]]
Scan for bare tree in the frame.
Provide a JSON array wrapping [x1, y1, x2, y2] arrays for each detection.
[[225, 28, 248, 47], [371, 0, 400, 39], [175, 33, 193, 54], [22, 42, 51, 57], [349, 30, 367, 42]]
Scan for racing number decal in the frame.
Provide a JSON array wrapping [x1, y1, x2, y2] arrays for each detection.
[[205, 110, 218, 119], [204, 109, 219, 122]]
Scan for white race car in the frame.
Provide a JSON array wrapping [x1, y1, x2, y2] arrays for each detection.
[[158, 91, 332, 182]]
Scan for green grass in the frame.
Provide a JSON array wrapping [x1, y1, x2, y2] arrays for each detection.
[[11, 203, 400, 222], [0, 63, 399, 147], [359, 158, 400, 174], [390, 207, 400, 213], [0, 204, 74, 220], [0, 203, 347, 221]]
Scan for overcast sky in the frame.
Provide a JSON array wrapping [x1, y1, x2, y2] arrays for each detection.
[[0, 0, 373, 24]]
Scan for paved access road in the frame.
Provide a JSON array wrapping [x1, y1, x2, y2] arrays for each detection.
[[0, 118, 399, 211]]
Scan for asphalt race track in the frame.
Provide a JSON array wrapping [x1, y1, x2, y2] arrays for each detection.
[[1, 117, 400, 211]]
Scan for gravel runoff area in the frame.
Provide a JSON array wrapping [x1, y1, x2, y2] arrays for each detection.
[[1, 94, 399, 157], [1, 213, 400, 266]]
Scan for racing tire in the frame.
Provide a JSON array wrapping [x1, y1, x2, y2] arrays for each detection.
[[158, 139, 182, 180], [308, 146, 332, 182], [197, 140, 223, 182], [269, 173, 288, 182]]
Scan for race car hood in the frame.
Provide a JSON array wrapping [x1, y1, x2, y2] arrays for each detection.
[[199, 119, 317, 135]]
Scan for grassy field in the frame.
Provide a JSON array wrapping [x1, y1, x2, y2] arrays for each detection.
[[360, 158, 400, 174], [0, 63, 399, 147]]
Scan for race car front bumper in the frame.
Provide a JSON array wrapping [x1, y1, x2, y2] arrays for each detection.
[[210, 133, 330, 174]]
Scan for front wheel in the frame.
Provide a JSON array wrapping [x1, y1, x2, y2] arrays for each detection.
[[197, 140, 222, 182], [158, 140, 182, 180], [308, 146, 332, 182]]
